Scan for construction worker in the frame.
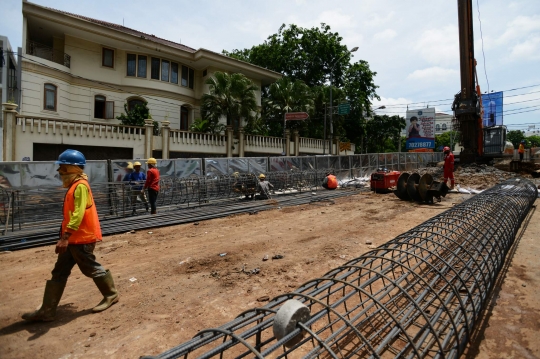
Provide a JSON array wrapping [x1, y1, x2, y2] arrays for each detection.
[[122, 162, 134, 181], [256, 173, 274, 199], [518, 140, 526, 161], [322, 171, 338, 190], [22, 149, 118, 322], [143, 158, 160, 214], [129, 161, 149, 215], [443, 146, 455, 190]]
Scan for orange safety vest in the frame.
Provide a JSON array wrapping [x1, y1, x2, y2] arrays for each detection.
[[518, 144, 525, 154], [326, 175, 338, 189], [61, 179, 102, 244]]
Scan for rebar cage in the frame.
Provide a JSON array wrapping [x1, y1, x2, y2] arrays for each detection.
[[144, 178, 537, 359]]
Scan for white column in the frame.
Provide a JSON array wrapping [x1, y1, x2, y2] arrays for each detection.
[[2, 103, 18, 161], [144, 119, 154, 159], [226, 125, 233, 158], [161, 120, 170, 159]]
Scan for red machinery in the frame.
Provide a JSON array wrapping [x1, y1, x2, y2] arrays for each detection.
[[370, 168, 401, 192]]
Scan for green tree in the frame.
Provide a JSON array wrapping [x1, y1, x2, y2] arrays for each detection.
[[342, 61, 380, 152], [435, 131, 460, 151], [527, 135, 540, 147], [263, 77, 314, 137], [224, 23, 379, 147], [225, 23, 351, 87], [507, 130, 526, 148], [364, 115, 406, 153], [116, 102, 158, 134], [188, 118, 225, 134], [201, 71, 259, 132]]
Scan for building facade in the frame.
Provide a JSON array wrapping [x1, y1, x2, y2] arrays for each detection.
[[15, 1, 290, 159], [1, 35, 20, 161]]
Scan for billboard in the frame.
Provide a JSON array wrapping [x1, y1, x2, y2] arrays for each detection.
[[406, 108, 435, 150], [482, 91, 503, 127]]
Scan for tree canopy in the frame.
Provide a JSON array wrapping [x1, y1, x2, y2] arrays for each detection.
[[507, 130, 526, 148], [201, 71, 258, 133], [223, 23, 382, 152]]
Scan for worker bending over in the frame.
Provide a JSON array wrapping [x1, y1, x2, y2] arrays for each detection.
[[443, 146, 455, 190], [22, 149, 118, 322], [257, 174, 274, 199], [322, 171, 338, 190]]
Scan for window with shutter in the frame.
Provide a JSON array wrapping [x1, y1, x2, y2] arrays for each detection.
[[127, 54, 136, 76], [105, 101, 114, 119], [44, 84, 57, 111], [161, 60, 170, 82], [151, 57, 160, 80], [138, 56, 147, 78]]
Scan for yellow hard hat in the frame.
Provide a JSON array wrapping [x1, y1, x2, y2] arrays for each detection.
[[126, 162, 134, 170], [146, 158, 157, 165], [259, 173, 266, 179], [233, 172, 240, 177], [133, 161, 142, 166]]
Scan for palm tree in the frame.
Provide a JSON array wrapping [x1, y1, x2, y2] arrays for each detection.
[[201, 71, 259, 133], [263, 77, 314, 136]]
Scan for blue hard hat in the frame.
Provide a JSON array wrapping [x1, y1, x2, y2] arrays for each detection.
[[56, 149, 86, 166]]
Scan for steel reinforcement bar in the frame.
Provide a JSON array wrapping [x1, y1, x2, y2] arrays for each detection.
[[0, 188, 359, 251], [144, 178, 538, 359]]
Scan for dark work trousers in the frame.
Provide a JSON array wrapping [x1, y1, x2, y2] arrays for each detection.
[[148, 188, 159, 214], [51, 243, 106, 283]]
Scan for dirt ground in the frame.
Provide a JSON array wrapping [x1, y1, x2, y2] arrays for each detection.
[[0, 174, 539, 358]]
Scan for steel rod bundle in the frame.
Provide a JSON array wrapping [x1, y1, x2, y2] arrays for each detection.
[[0, 187, 358, 251], [144, 178, 537, 359], [0, 170, 331, 236]]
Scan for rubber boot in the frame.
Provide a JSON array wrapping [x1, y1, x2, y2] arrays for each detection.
[[22, 280, 66, 321], [92, 270, 119, 312]]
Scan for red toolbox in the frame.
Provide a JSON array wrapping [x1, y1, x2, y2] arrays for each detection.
[[370, 169, 401, 191]]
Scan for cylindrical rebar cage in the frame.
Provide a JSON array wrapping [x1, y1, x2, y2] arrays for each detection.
[[146, 178, 538, 359]]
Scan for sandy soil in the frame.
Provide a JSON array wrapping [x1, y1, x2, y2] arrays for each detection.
[[0, 178, 538, 358]]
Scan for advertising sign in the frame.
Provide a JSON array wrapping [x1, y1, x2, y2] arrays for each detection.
[[481, 91, 503, 127], [406, 108, 435, 150]]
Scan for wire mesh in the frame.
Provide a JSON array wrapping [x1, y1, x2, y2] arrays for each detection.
[[144, 178, 538, 359]]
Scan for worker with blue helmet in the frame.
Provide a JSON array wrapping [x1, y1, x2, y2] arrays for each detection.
[[22, 149, 119, 322]]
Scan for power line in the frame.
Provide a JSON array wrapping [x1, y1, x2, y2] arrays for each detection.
[[476, 0, 490, 94]]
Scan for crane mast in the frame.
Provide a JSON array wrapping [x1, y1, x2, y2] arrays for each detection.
[[452, 0, 483, 164]]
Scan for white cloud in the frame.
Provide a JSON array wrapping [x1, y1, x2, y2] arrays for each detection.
[[364, 11, 395, 27], [497, 15, 540, 44], [407, 67, 459, 81], [374, 29, 397, 41], [316, 10, 355, 29], [414, 25, 459, 67], [508, 35, 540, 61]]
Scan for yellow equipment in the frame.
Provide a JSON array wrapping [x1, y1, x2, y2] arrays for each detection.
[[126, 162, 134, 170], [133, 161, 142, 166], [259, 174, 266, 179], [146, 158, 157, 165]]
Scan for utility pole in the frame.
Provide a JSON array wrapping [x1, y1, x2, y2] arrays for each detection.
[[452, 0, 482, 163]]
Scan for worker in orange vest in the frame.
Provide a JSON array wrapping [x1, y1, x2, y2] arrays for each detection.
[[518, 140, 525, 161], [22, 149, 118, 322], [322, 171, 338, 190], [443, 146, 455, 190]]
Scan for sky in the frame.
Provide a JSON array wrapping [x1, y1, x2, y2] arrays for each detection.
[[1, 0, 539, 134]]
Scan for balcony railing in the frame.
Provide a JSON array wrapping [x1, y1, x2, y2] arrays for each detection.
[[26, 40, 71, 68]]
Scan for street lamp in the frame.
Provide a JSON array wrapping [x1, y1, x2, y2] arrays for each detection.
[[327, 46, 358, 155]]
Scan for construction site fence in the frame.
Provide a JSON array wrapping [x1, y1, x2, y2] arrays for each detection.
[[0, 152, 444, 188], [0, 153, 443, 235]]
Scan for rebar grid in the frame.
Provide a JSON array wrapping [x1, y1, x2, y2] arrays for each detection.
[[0, 181, 355, 251], [0, 170, 330, 235], [144, 178, 537, 359]]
